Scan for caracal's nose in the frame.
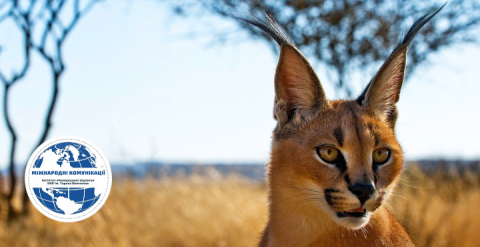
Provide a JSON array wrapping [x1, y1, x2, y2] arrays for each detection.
[[349, 182, 376, 204]]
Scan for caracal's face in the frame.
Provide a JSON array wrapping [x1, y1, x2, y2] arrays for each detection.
[[271, 100, 403, 229], [240, 3, 441, 235]]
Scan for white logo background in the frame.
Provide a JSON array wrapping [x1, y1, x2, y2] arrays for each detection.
[[25, 136, 112, 222]]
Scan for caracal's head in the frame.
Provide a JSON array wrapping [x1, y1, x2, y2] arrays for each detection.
[[240, 10, 442, 229]]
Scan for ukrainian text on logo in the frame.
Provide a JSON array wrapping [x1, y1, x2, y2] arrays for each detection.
[[25, 136, 112, 222]]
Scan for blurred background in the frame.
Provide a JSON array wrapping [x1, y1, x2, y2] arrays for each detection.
[[0, 0, 479, 246]]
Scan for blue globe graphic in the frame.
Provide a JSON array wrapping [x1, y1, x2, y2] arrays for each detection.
[[33, 187, 101, 215], [32, 142, 101, 215], [34, 142, 97, 168]]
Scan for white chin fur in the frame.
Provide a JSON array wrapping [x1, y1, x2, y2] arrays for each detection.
[[334, 211, 371, 229], [323, 206, 371, 229]]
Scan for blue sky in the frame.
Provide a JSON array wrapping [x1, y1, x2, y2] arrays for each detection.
[[0, 1, 479, 168]]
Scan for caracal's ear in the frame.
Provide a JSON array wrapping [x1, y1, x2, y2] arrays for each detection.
[[234, 12, 327, 129], [273, 44, 327, 127], [357, 5, 444, 128]]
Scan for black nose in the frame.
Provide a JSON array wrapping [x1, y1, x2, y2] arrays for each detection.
[[349, 183, 376, 204]]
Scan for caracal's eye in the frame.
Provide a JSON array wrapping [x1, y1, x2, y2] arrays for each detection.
[[373, 148, 390, 164], [317, 146, 339, 163]]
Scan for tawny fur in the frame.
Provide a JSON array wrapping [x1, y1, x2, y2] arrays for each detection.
[[238, 7, 444, 247], [260, 100, 413, 247]]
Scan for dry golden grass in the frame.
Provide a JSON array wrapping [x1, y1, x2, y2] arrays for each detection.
[[0, 175, 268, 247], [392, 164, 480, 247], [1, 164, 480, 247]]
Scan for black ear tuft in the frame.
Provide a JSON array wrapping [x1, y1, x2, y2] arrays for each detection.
[[234, 11, 328, 132], [231, 11, 293, 47], [399, 4, 445, 48], [357, 4, 445, 106]]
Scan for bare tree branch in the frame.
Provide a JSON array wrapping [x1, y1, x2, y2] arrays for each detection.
[[0, 0, 100, 218], [166, 0, 480, 97], [21, 0, 101, 215], [0, 0, 32, 219]]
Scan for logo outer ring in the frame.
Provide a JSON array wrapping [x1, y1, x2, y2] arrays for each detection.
[[25, 136, 112, 223]]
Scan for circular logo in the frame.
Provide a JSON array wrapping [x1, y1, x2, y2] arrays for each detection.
[[25, 136, 112, 222]]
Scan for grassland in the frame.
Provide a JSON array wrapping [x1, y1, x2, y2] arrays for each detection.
[[1, 163, 480, 247]]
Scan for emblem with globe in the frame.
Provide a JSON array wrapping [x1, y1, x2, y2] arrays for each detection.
[[25, 137, 111, 222], [32, 142, 101, 215]]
